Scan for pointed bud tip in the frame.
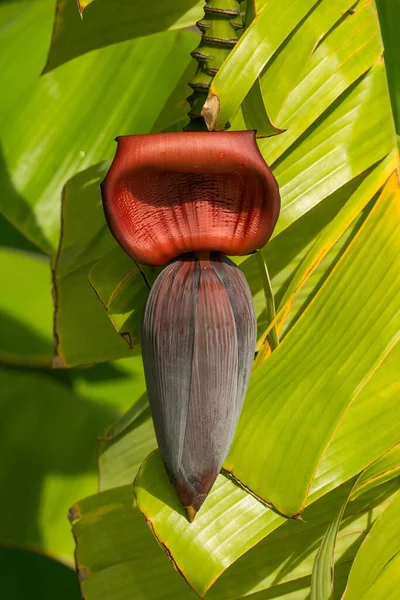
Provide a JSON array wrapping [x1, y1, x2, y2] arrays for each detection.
[[186, 505, 197, 522]]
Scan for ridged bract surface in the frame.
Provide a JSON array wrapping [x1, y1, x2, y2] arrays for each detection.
[[102, 131, 280, 266], [141, 253, 256, 517]]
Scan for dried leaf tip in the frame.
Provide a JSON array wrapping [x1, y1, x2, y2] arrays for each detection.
[[186, 506, 197, 523]]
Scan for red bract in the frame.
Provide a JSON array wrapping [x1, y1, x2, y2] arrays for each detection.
[[102, 130, 280, 266]]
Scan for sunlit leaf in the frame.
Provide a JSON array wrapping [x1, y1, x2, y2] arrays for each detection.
[[263, 0, 383, 164], [260, 0, 358, 120], [308, 342, 400, 504], [74, 465, 400, 599], [351, 443, 400, 501], [268, 64, 394, 237], [225, 176, 400, 516], [241, 79, 285, 137], [256, 150, 398, 360], [203, 0, 320, 129]]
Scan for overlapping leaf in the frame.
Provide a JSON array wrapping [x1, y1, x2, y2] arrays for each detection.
[[88, 247, 158, 349], [52, 163, 135, 367], [45, 0, 202, 71], [256, 150, 397, 358], [89, 189, 400, 594], [341, 487, 400, 599], [309, 343, 400, 503], [226, 177, 400, 516], [259, 0, 359, 120], [203, 0, 321, 129], [73, 467, 400, 599], [0, 351, 146, 563], [0, 0, 197, 253], [376, 0, 400, 135], [351, 443, 400, 500], [0, 248, 53, 367], [268, 64, 394, 237], [311, 462, 400, 600], [0, 367, 113, 563], [49, 0, 400, 597], [262, 0, 383, 163]]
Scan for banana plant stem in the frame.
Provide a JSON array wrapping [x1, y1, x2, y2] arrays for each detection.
[[184, 0, 243, 131]]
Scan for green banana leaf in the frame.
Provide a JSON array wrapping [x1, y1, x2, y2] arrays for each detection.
[[0, 547, 80, 600], [2, 0, 400, 597], [0, 0, 196, 254], [376, 0, 400, 135], [0, 248, 53, 367], [342, 487, 400, 599], [79, 337, 400, 594], [203, 0, 321, 129], [311, 457, 400, 600], [351, 444, 400, 500], [72, 474, 400, 599], [45, 0, 203, 71], [0, 366, 112, 563], [66, 0, 400, 595], [0, 353, 146, 563], [312, 478, 400, 600]]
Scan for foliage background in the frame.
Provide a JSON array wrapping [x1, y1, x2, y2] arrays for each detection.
[[0, 0, 399, 599]]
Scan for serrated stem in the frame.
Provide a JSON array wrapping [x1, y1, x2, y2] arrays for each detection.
[[184, 0, 243, 132]]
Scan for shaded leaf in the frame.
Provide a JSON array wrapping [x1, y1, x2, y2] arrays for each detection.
[[0, 367, 114, 563], [151, 59, 197, 134], [88, 247, 158, 348], [0, 0, 196, 252], [342, 488, 400, 599], [45, 0, 202, 71], [0, 248, 53, 367], [72, 354, 147, 415], [77, 0, 95, 17], [311, 489, 352, 600], [376, 0, 400, 135], [98, 407, 156, 491], [0, 548, 80, 600], [53, 164, 134, 367]]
